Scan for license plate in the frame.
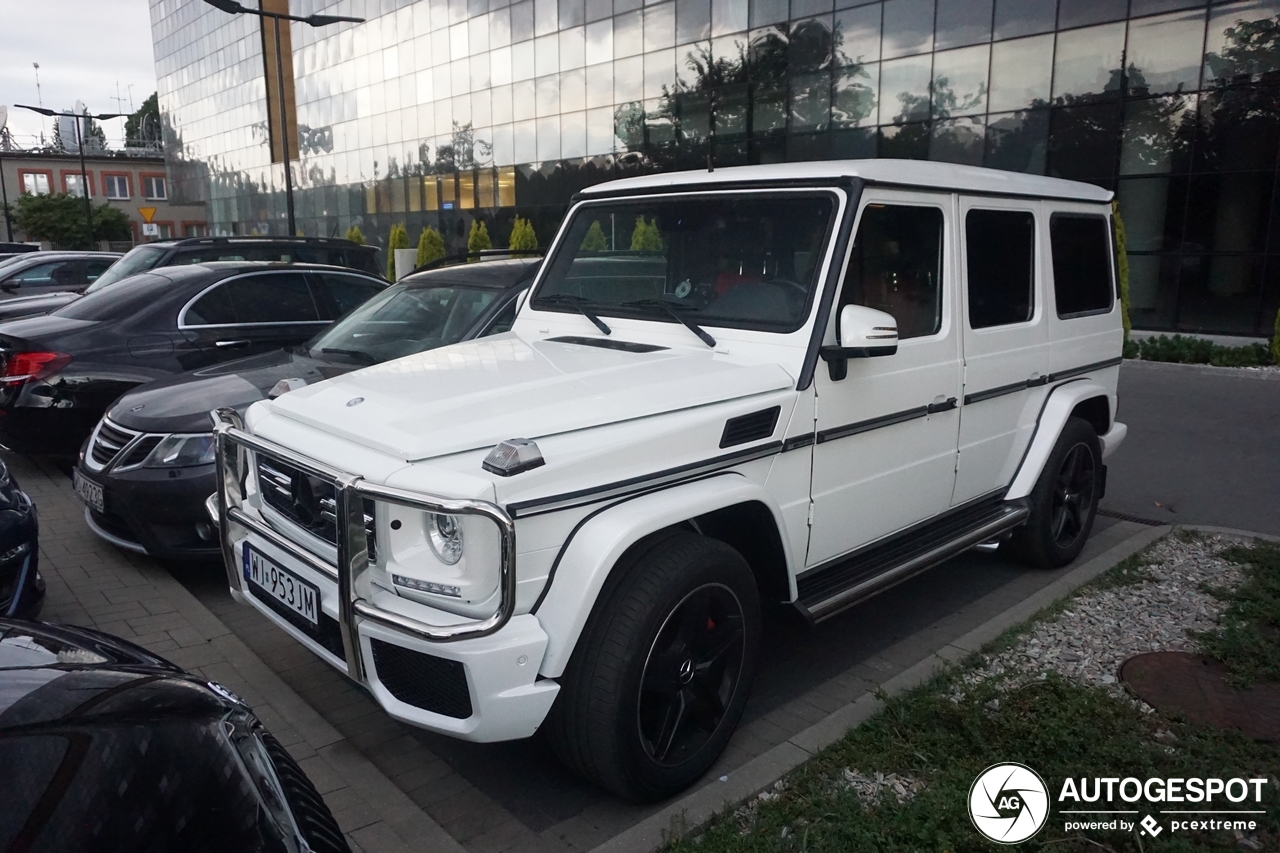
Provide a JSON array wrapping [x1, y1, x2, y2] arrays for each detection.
[[244, 544, 319, 627], [73, 470, 105, 513]]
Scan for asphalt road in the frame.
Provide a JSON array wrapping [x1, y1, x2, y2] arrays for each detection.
[[1100, 361, 1280, 536]]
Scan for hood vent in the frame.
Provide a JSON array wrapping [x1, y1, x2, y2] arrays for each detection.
[[720, 406, 781, 448]]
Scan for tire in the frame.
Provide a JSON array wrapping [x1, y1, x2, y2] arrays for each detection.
[[544, 532, 761, 801], [1011, 416, 1103, 569]]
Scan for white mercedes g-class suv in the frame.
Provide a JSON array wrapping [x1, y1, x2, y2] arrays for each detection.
[[213, 160, 1126, 801]]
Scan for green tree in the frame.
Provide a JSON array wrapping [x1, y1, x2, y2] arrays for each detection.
[[416, 225, 445, 267], [629, 216, 663, 251], [6, 193, 129, 247], [579, 220, 607, 251], [344, 224, 365, 245], [467, 219, 492, 260], [93, 204, 131, 242], [508, 216, 538, 250], [386, 223, 409, 280], [125, 93, 161, 148], [1112, 200, 1131, 342]]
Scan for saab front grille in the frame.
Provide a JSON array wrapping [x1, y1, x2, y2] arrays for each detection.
[[370, 638, 473, 719], [720, 406, 781, 448], [90, 421, 141, 467], [256, 454, 377, 561]]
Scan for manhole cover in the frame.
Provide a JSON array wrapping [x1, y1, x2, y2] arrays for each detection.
[[1119, 652, 1280, 741]]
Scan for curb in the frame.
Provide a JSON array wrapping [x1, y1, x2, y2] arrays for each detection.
[[1121, 359, 1280, 382], [591, 522, 1174, 853]]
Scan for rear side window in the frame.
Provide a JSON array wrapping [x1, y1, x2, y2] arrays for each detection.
[[841, 204, 944, 340], [312, 273, 383, 319], [966, 209, 1035, 329], [1050, 214, 1114, 318], [185, 273, 320, 325]]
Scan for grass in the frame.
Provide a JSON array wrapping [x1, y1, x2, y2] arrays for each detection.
[[1194, 541, 1280, 686], [668, 540, 1280, 853]]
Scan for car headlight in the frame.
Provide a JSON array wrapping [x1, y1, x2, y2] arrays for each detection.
[[143, 433, 217, 468], [426, 513, 463, 565]]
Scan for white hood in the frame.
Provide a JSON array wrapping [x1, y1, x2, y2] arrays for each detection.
[[264, 334, 795, 462]]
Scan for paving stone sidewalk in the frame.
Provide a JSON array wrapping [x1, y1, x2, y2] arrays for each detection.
[[13, 452, 462, 853]]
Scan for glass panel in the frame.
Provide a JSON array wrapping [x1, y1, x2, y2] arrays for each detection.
[[478, 168, 497, 207], [711, 0, 748, 36], [935, 0, 993, 50], [229, 273, 320, 323], [881, 53, 933, 122], [645, 2, 677, 51], [993, 0, 1056, 40], [677, 0, 711, 42], [1047, 103, 1122, 181], [1050, 215, 1114, 317], [615, 9, 644, 56], [989, 34, 1054, 113], [794, 0, 834, 16], [1125, 10, 1208, 96], [753, 82, 788, 132], [425, 176, 441, 211], [751, 0, 788, 27], [1053, 22, 1126, 103], [832, 62, 880, 126], [790, 71, 832, 130], [1194, 85, 1280, 172], [879, 121, 932, 159], [882, 0, 935, 59], [713, 83, 750, 135], [498, 165, 517, 206], [1058, 0, 1129, 30], [1125, 253, 1180, 330], [1117, 175, 1191, 252], [931, 44, 989, 118], [1204, 0, 1280, 86], [532, 194, 837, 333], [1119, 94, 1196, 175], [458, 172, 476, 209], [790, 17, 835, 72], [1184, 172, 1275, 254], [966, 209, 1035, 328], [834, 3, 881, 65], [1175, 253, 1263, 334], [931, 116, 987, 164], [985, 109, 1050, 174], [840, 204, 945, 339], [1131, 0, 1207, 15]]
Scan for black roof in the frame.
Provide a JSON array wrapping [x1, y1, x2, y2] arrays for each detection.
[[400, 255, 542, 289]]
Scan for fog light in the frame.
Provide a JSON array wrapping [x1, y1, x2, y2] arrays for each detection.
[[392, 574, 461, 598], [196, 522, 214, 541], [0, 542, 30, 563]]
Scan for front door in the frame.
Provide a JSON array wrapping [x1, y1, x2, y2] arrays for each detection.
[[806, 191, 963, 567]]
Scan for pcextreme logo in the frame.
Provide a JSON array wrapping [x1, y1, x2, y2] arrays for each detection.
[[969, 763, 1051, 844]]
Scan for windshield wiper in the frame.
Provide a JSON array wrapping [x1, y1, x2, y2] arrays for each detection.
[[623, 298, 716, 348], [320, 347, 376, 363], [537, 294, 611, 335]]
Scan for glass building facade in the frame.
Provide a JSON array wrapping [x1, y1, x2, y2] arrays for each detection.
[[150, 0, 1280, 335]]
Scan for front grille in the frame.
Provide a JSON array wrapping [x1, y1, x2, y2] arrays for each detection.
[[90, 420, 141, 467], [256, 454, 376, 561], [370, 638, 473, 719]]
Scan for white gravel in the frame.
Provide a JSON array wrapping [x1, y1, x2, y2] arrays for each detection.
[[956, 533, 1246, 701]]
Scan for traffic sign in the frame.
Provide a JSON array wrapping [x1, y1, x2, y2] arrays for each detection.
[[138, 207, 158, 223]]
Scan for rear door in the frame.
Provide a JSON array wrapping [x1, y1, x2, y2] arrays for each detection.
[[953, 199, 1050, 504], [178, 271, 329, 360]]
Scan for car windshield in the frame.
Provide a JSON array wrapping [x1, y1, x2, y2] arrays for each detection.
[[531, 193, 836, 334], [306, 282, 502, 363], [85, 245, 168, 292]]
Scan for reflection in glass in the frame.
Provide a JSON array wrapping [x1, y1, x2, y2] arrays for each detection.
[[834, 3, 881, 65], [1117, 176, 1190, 252], [881, 54, 933, 123], [985, 110, 1049, 174], [931, 116, 986, 165], [1052, 22, 1126, 103], [791, 71, 832, 131], [1185, 172, 1275, 254], [1058, 0, 1129, 30], [753, 83, 787, 133], [1048, 103, 1122, 182], [935, 0, 993, 50], [832, 63, 879, 127], [1194, 85, 1280, 172], [645, 3, 676, 52], [993, 0, 1057, 40], [1125, 253, 1180, 329], [879, 122, 931, 159], [932, 44, 989, 118], [882, 0, 935, 60], [1119, 95, 1196, 175], [989, 35, 1053, 113], [615, 9, 644, 56], [1176, 253, 1263, 334], [677, 0, 711, 43], [789, 17, 835, 73], [751, 0, 788, 28], [711, 0, 748, 37], [1204, 1, 1280, 86], [1125, 11, 1208, 96]]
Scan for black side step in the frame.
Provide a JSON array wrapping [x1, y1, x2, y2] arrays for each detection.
[[795, 497, 1030, 624]]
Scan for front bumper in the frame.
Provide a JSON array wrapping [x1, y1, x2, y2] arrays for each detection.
[[74, 458, 220, 559], [214, 410, 558, 742]]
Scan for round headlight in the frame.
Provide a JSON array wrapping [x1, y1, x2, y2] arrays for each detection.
[[426, 513, 463, 565]]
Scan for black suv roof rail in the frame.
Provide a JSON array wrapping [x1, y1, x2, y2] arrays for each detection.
[[409, 248, 544, 276], [157, 235, 372, 249]]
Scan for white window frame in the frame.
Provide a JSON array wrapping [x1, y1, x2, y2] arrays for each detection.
[[104, 174, 131, 200], [143, 175, 167, 200]]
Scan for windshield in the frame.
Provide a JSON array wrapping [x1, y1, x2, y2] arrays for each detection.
[[85, 245, 168, 292], [531, 194, 835, 334], [306, 283, 502, 363]]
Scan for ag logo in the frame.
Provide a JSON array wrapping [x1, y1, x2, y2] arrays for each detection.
[[969, 763, 1050, 844]]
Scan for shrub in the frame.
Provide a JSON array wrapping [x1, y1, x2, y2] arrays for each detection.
[[344, 225, 365, 245], [386, 223, 409, 280], [1112, 200, 1131, 342], [629, 216, 662, 251], [467, 219, 492, 259], [416, 226, 445, 268], [508, 216, 538, 250], [580, 220, 607, 251], [1134, 333, 1273, 367]]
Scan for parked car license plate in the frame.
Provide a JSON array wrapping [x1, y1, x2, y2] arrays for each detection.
[[244, 544, 319, 627], [73, 470, 105, 513]]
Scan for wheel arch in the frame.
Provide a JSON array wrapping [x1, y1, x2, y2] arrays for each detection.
[[1005, 380, 1112, 500], [532, 474, 793, 678]]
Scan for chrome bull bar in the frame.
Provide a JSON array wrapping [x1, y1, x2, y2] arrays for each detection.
[[211, 408, 518, 681]]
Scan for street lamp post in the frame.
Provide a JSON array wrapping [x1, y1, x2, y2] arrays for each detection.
[[201, 0, 363, 236], [13, 104, 125, 248]]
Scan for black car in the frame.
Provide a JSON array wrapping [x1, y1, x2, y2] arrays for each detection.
[[0, 618, 350, 852], [0, 242, 40, 260], [0, 262, 388, 456], [0, 236, 382, 321], [0, 460, 42, 619], [74, 255, 539, 559], [0, 251, 122, 310]]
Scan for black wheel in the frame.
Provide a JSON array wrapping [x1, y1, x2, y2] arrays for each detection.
[[1012, 416, 1102, 569], [544, 532, 761, 801]]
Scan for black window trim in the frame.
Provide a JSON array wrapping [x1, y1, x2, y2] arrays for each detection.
[[1049, 210, 1118, 321], [177, 270, 332, 329], [963, 204, 1039, 331]]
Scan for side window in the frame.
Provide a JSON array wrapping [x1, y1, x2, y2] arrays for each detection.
[[185, 284, 236, 325], [85, 260, 114, 281], [966, 209, 1035, 329], [226, 273, 320, 323], [313, 274, 382, 319], [1050, 214, 1114, 317], [7, 262, 66, 285], [484, 299, 518, 336], [840, 204, 944, 340]]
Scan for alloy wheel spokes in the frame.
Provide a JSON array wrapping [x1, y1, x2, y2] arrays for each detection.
[[1051, 443, 1096, 546]]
